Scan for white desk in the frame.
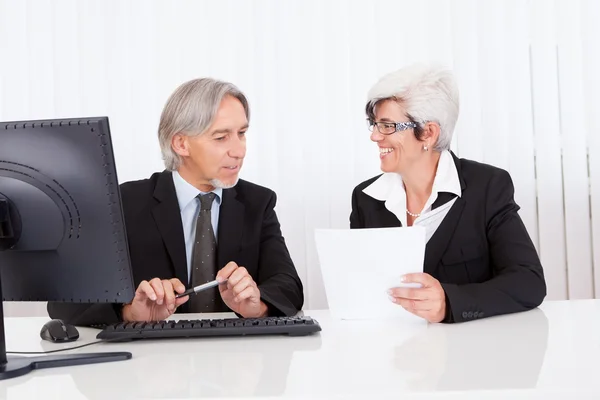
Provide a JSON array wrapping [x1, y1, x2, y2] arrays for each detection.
[[0, 300, 599, 399]]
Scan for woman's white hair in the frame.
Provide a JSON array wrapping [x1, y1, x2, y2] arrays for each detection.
[[158, 78, 250, 171], [366, 63, 459, 151]]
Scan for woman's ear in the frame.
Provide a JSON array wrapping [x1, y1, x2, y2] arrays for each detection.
[[171, 133, 189, 157], [422, 121, 441, 148]]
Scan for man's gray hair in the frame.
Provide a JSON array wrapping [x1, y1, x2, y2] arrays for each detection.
[[158, 78, 250, 171], [365, 63, 459, 151]]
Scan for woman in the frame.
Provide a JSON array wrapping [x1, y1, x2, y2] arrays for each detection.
[[350, 63, 546, 323]]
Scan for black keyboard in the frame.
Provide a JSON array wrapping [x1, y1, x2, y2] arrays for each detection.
[[96, 316, 321, 341]]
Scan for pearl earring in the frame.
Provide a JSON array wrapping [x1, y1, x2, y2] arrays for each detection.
[[423, 144, 429, 152]]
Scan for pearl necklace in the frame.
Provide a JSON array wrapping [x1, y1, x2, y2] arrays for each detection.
[[406, 209, 421, 218]]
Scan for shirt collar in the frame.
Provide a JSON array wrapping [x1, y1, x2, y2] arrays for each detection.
[[362, 150, 461, 224], [172, 170, 222, 212], [430, 150, 461, 198]]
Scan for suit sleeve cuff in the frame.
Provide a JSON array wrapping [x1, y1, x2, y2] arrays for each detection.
[[440, 283, 460, 323], [441, 293, 454, 323]]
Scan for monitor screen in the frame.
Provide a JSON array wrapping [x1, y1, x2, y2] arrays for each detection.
[[0, 117, 134, 304]]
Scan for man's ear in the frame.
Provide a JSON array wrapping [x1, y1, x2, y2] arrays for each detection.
[[171, 133, 189, 157], [421, 122, 441, 147]]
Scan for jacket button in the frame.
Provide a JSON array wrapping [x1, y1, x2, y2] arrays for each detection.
[[467, 311, 473, 318], [462, 311, 468, 319], [473, 311, 479, 318]]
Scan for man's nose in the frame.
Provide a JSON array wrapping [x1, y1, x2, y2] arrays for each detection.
[[229, 136, 246, 158]]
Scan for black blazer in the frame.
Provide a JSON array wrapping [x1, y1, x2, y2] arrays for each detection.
[[48, 171, 304, 325], [350, 152, 546, 323]]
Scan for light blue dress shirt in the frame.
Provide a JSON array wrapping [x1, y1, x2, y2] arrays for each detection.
[[172, 171, 222, 282]]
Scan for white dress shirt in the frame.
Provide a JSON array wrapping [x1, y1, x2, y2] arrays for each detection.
[[362, 150, 462, 243], [172, 171, 222, 281]]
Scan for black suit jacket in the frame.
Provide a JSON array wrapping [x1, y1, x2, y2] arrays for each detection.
[[48, 171, 304, 325], [350, 153, 546, 323]]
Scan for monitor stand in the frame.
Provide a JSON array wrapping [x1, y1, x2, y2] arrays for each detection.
[[0, 277, 132, 380]]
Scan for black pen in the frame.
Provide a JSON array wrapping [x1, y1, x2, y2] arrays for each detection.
[[175, 279, 228, 298]]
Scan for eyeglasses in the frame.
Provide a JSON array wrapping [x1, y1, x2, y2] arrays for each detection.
[[367, 119, 417, 135]]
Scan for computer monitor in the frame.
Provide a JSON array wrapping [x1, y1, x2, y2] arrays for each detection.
[[0, 116, 135, 379]]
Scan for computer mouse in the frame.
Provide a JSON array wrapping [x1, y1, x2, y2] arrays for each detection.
[[40, 319, 80, 343]]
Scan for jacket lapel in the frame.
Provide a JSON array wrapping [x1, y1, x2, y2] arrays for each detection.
[[151, 171, 188, 285], [372, 200, 403, 228], [423, 153, 467, 275], [216, 186, 245, 268]]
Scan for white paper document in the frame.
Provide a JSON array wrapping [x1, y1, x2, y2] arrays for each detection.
[[315, 227, 427, 322]]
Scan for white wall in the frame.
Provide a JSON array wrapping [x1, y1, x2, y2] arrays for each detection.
[[1, 0, 599, 316]]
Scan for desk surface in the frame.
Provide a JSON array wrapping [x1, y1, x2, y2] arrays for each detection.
[[1, 300, 599, 399]]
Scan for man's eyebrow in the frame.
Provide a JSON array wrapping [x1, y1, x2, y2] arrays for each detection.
[[211, 124, 249, 135], [211, 128, 232, 136]]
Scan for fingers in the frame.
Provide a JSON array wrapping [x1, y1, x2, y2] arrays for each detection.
[[148, 278, 165, 305], [217, 264, 260, 304], [390, 273, 444, 302], [161, 278, 190, 311], [388, 287, 429, 300], [401, 273, 436, 287], [227, 266, 250, 287], [170, 278, 189, 306], [389, 276, 448, 323], [170, 278, 186, 294], [136, 280, 157, 302], [175, 296, 189, 307], [228, 268, 259, 300], [392, 297, 432, 311], [217, 261, 239, 282], [217, 263, 255, 289], [234, 285, 257, 303], [161, 279, 176, 312], [231, 275, 254, 298], [136, 278, 187, 310]]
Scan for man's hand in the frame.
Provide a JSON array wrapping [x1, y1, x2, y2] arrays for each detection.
[[388, 273, 446, 323], [217, 261, 268, 318], [122, 278, 188, 322]]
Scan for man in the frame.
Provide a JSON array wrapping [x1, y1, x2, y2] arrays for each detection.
[[48, 78, 304, 325]]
